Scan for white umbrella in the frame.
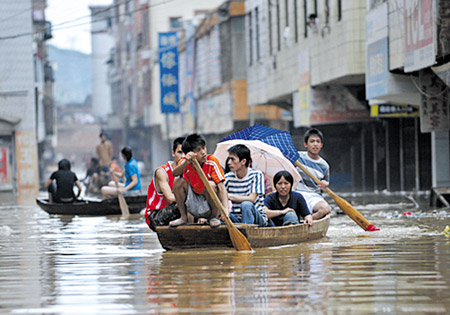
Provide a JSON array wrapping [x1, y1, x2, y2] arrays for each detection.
[[213, 139, 302, 189]]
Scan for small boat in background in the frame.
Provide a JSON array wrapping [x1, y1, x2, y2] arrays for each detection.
[[156, 214, 330, 250], [36, 195, 147, 216]]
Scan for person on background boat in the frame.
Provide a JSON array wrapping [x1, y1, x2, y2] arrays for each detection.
[[96, 132, 113, 170], [145, 137, 185, 232], [169, 133, 227, 228], [264, 170, 313, 226], [83, 157, 101, 194], [110, 156, 121, 174], [295, 128, 331, 219], [101, 146, 142, 197], [225, 144, 268, 227], [45, 158, 82, 203]]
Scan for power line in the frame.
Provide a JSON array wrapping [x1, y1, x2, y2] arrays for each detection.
[[0, 0, 176, 41]]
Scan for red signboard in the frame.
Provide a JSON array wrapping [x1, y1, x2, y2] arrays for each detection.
[[404, 0, 435, 72], [0, 147, 8, 185]]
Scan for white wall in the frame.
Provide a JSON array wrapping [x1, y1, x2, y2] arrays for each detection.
[[91, 6, 114, 121], [0, 0, 36, 132]]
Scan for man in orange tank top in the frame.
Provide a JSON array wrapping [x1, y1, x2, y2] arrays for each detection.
[[145, 137, 185, 231], [169, 133, 228, 228]]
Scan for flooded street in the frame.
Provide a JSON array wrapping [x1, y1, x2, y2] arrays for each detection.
[[1, 200, 449, 314]]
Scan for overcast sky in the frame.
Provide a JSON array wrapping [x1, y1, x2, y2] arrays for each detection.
[[46, 0, 112, 54]]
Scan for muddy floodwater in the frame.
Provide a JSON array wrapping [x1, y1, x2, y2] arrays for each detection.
[[1, 199, 449, 314]]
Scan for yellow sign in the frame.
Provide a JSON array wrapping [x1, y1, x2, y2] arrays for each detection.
[[371, 104, 420, 117]]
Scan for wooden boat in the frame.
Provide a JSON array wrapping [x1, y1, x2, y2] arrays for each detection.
[[156, 214, 330, 250], [36, 195, 147, 216]]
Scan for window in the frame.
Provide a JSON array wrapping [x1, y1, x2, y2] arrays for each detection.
[[249, 11, 253, 65], [294, 0, 298, 42], [303, 0, 307, 38], [337, 0, 342, 21], [143, 10, 149, 46], [170, 17, 182, 30], [276, 0, 281, 51], [136, 33, 142, 50], [268, 0, 273, 55], [256, 7, 260, 61], [285, 0, 289, 27]]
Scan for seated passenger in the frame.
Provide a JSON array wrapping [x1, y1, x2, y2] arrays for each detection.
[[101, 146, 142, 197], [83, 157, 101, 194], [169, 133, 227, 228], [225, 144, 268, 227], [264, 170, 313, 226], [45, 158, 82, 203], [295, 128, 331, 219], [145, 137, 185, 231]]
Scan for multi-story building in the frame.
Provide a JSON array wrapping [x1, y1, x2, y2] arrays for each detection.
[[105, 0, 156, 168], [0, 0, 53, 204], [106, 0, 225, 173], [32, 0, 55, 186], [365, 0, 450, 193]]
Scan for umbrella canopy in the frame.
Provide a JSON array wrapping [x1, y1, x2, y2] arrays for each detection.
[[221, 124, 300, 165], [213, 139, 302, 189]]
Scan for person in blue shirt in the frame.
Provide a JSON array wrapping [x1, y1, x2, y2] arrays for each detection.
[[101, 146, 142, 197]]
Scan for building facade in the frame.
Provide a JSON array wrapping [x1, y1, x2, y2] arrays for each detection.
[[0, 0, 53, 204]]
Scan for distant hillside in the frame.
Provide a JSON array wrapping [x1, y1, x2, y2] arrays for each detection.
[[47, 45, 92, 106]]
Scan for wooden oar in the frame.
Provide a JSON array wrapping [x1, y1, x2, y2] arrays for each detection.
[[192, 159, 252, 251], [295, 161, 379, 231], [111, 172, 130, 217]]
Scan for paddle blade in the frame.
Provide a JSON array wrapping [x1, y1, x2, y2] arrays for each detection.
[[118, 193, 130, 217], [229, 227, 252, 251], [328, 190, 379, 231], [222, 215, 252, 251]]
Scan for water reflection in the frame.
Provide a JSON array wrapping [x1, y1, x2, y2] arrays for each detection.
[[0, 205, 449, 313]]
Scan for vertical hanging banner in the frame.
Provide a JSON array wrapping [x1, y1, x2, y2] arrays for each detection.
[[420, 71, 450, 132], [294, 50, 311, 127], [159, 32, 180, 113], [404, 0, 435, 72]]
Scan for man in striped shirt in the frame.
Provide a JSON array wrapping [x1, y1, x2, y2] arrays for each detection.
[[295, 128, 331, 220], [225, 144, 268, 227]]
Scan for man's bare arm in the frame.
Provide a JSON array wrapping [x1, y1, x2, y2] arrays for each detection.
[[172, 152, 195, 177], [216, 181, 229, 209], [155, 168, 176, 204]]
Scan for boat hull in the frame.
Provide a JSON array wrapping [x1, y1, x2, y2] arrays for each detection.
[[156, 215, 330, 250], [245, 214, 330, 247], [36, 195, 147, 216]]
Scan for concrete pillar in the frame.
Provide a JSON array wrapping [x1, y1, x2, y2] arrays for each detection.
[[431, 131, 450, 187]]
